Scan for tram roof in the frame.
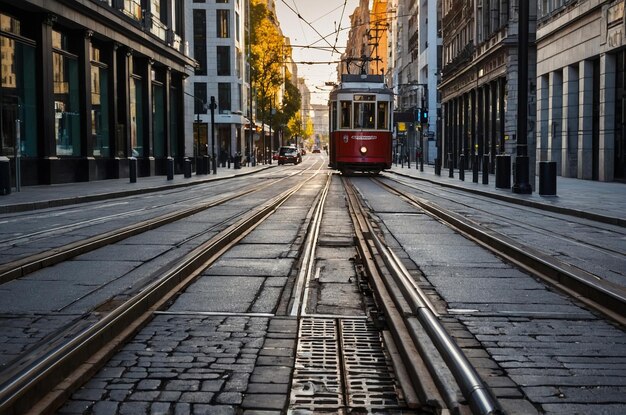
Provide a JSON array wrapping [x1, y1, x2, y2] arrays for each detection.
[[329, 74, 392, 100]]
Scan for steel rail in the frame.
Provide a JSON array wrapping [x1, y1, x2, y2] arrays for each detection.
[[376, 178, 626, 327], [289, 172, 333, 316], [0, 176, 291, 285], [388, 170, 626, 227], [343, 177, 502, 415], [0, 174, 319, 415]]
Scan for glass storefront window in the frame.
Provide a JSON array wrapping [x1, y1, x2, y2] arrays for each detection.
[[130, 77, 143, 156], [0, 28, 38, 157], [91, 45, 110, 157], [153, 84, 165, 157], [53, 31, 80, 156], [170, 86, 179, 157], [91, 66, 109, 156]]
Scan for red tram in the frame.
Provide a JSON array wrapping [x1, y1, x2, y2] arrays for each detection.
[[328, 74, 393, 174]]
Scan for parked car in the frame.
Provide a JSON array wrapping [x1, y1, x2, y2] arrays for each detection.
[[277, 146, 302, 165]]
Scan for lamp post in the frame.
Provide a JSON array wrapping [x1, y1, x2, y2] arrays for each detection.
[[512, 0, 532, 193], [269, 98, 275, 164], [209, 96, 217, 174]]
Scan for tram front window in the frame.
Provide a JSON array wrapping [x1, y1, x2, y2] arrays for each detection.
[[340, 101, 351, 128], [377, 101, 388, 130], [354, 102, 375, 129]]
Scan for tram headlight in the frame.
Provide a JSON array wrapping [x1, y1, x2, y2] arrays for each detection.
[[360, 145, 368, 155]]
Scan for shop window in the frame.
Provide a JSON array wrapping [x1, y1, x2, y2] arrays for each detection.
[[90, 45, 110, 157], [170, 86, 179, 157], [153, 83, 165, 157], [130, 77, 143, 156], [53, 30, 80, 156], [0, 13, 37, 157]]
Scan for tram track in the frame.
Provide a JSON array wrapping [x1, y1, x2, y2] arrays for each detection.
[[385, 174, 625, 257], [0, 167, 325, 415], [372, 176, 626, 327], [342, 176, 502, 415], [0, 170, 309, 285]]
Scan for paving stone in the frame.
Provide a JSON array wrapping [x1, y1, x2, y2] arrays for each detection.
[[201, 379, 226, 392], [119, 401, 150, 415], [174, 402, 191, 415], [136, 379, 162, 390], [245, 382, 290, 394], [241, 393, 287, 410], [57, 400, 92, 415], [179, 391, 215, 403], [193, 405, 236, 415], [255, 355, 294, 366], [157, 391, 182, 402], [250, 366, 291, 384], [128, 391, 160, 401], [216, 392, 243, 404], [165, 379, 200, 391], [91, 401, 120, 415], [71, 388, 106, 401], [150, 402, 172, 415]]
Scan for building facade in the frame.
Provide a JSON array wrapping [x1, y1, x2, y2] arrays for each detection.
[[187, 0, 247, 164], [0, 0, 195, 185], [439, 0, 537, 181], [390, 0, 440, 164], [536, 0, 626, 182]]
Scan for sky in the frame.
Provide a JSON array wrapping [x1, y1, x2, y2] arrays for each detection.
[[274, 0, 360, 105]]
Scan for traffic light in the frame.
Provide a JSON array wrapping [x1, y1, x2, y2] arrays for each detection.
[[421, 109, 428, 125]]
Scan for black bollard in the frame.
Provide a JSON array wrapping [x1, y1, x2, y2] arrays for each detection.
[[472, 155, 479, 183], [184, 158, 192, 178], [129, 157, 137, 183], [448, 153, 454, 178], [166, 157, 174, 180], [482, 154, 489, 185], [459, 154, 465, 181]]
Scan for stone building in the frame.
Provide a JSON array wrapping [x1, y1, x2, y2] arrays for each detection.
[[187, 0, 248, 164], [536, 0, 626, 182], [439, 0, 537, 181], [0, 0, 194, 185], [338, 1, 387, 76]]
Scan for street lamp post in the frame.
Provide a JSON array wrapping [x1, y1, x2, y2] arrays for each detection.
[[269, 98, 275, 164], [512, 0, 533, 193], [209, 96, 217, 174]]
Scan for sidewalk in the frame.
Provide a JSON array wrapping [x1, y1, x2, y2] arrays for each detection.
[[388, 163, 626, 226], [0, 164, 275, 214]]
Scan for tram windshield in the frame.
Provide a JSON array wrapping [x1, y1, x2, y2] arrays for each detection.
[[332, 95, 391, 130], [354, 102, 375, 129]]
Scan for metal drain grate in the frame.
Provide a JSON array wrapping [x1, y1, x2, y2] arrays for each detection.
[[290, 318, 405, 413], [340, 319, 403, 409]]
